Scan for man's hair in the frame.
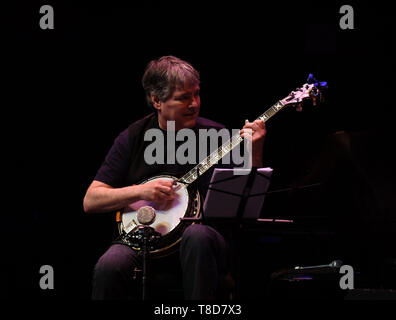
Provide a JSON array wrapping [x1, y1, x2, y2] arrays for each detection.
[[142, 56, 200, 109]]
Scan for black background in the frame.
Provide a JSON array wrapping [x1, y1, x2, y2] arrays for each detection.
[[4, 0, 395, 300]]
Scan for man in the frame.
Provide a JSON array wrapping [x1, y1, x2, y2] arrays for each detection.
[[83, 56, 266, 299]]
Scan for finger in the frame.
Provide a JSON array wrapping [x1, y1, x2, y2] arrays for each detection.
[[243, 120, 262, 130], [254, 119, 266, 128], [158, 180, 175, 188], [243, 125, 259, 134], [244, 119, 264, 128], [157, 191, 175, 202], [242, 124, 253, 133], [240, 127, 253, 134], [158, 185, 174, 195], [240, 131, 252, 140], [251, 123, 260, 131]]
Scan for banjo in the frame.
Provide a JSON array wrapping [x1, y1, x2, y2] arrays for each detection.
[[118, 76, 327, 257]]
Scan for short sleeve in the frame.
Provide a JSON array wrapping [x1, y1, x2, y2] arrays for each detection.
[[94, 128, 132, 188]]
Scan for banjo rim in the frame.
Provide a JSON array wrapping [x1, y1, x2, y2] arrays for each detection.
[[120, 174, 201, 258]]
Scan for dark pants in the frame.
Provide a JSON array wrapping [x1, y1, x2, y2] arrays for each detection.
[[91, 224, 233, 300]]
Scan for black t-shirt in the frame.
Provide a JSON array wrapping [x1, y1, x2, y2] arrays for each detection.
[[94, 112, 232, 199]]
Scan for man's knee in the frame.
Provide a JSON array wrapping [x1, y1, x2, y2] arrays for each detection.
[[181, 224, 226, 256], [93, 257, 120, 282], [93, 244, 140, 282], [182, 224, 215, 245]]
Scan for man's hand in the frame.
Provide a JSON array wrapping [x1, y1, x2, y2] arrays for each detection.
[[239, 119, 267, 167], [239, 119, 266, 145], [137, 179, 177, 210]]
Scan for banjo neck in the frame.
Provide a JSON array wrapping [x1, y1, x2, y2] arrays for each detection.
[[180, 77, 328, 186], [180, 100, 286, 186]]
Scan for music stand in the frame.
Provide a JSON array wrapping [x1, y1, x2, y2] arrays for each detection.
[[194, 167, 273, 298], [181, 167, 330, 298], [202, 167, 273, 221]]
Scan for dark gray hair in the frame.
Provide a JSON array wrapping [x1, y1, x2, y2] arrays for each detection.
[[142, 56, 200, 109]]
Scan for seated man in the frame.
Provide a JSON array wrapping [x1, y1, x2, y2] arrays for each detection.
[[83, 55, 266, 299]]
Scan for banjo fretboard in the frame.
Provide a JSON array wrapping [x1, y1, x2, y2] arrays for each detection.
[[180, 100, 285, 185]]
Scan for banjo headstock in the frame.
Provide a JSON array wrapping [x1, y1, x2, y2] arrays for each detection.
[[280, 74, 327, 111]]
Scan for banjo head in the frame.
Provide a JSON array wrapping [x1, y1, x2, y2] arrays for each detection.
[[120, 175, 200, 257]]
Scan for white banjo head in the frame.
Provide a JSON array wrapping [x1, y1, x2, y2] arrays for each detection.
[[121, 176, 190, 236]]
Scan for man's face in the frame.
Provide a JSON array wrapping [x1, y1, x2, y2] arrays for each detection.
[[154, 84, 200, 131]]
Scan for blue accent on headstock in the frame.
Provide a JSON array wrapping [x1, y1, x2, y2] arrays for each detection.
[[307, 73, 328, 90]]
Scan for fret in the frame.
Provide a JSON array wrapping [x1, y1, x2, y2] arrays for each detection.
[[258, 101, 284, 123], [258, 114, 269, 121]]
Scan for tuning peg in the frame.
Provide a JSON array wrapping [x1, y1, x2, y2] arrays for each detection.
[[296, 98, 302, 112]]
